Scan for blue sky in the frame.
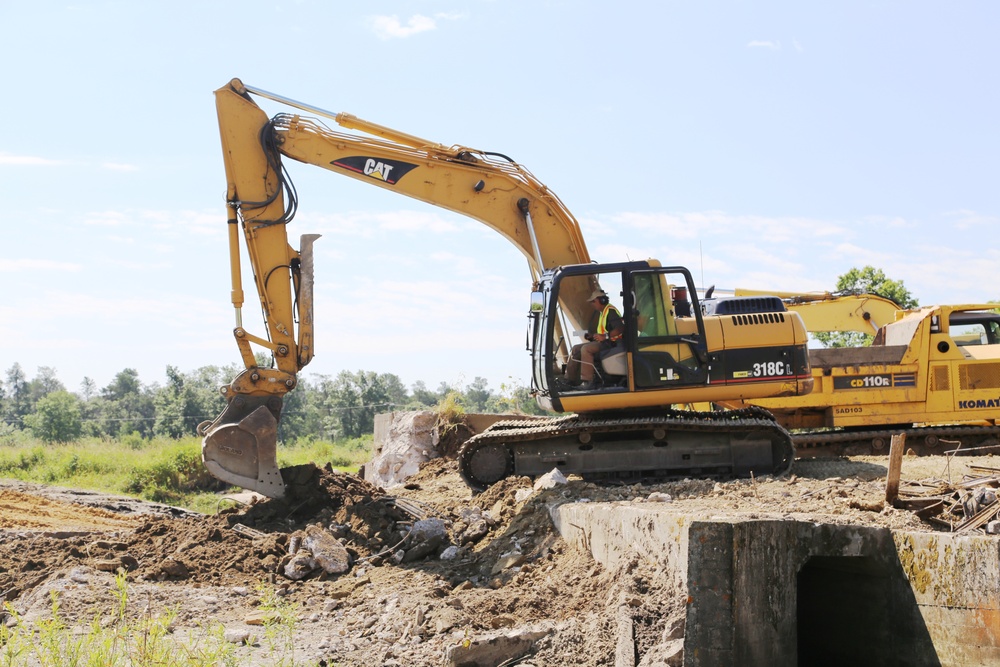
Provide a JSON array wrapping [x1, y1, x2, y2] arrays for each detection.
[[2, 1, 998, 397]]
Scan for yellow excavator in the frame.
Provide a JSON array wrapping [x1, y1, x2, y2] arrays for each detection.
[[199, 78, 813, 497], [704, 290, 1000, 456]]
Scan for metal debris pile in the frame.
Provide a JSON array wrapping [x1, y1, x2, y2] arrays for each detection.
[[893, 464, 1000, 534]]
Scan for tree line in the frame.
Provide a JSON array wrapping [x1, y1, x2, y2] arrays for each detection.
[[0, 363, 543, 445]]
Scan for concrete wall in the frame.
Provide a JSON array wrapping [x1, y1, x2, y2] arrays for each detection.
[[551, 502, 1000, 666]]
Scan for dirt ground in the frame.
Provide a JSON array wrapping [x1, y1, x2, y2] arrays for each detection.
[[1, 447, 998, 666]]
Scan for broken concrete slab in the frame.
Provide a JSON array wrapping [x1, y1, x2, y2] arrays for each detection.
[[444, 625, 551, 667], [368, 412, 537, 488]]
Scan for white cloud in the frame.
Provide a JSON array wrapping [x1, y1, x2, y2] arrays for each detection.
[[610, 211, 848, 244], [371, 14, 437, 40], [944, 209, 998, 229], [715, 242, 804, 275], [0, 153, 64, 166], [748, 40, 781, 50]]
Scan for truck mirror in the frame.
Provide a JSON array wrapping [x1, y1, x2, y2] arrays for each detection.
[[529, 291, 544, 314]]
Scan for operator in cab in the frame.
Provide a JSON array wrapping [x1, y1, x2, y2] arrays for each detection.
[[562, 289, 625, 390]]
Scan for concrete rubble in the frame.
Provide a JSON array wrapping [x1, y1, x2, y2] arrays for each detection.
[[365, 411, 441, 488], [894, 463, 1000, 533]]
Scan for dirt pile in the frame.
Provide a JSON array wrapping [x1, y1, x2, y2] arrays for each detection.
[[1, 450, 997, 666]]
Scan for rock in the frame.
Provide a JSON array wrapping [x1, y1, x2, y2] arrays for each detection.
[[366, 411, 441, 488], [534, 468, 568, 490], [403, 518, 448, 562], [283, 551, 318, 580], [224, 629, 251, 644], [460, 519, 490, 545], [491, 553, 527, 575], [444, 626, 550, 666], [433, 607, 466, 634], [302, 524, 351, 574], [282, 524, 352, 579], [245, 611, 279, 626]]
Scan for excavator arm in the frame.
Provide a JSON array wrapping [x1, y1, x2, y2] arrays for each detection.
[[201, 78, 593, 497]]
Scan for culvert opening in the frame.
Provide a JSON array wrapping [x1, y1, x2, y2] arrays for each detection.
[[797, 556, 890, 667]]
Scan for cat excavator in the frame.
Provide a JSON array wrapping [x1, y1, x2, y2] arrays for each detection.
[[199, 78, 813, 497]]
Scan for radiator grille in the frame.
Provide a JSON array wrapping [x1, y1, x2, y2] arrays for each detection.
[[959, 363, 1000, 390], [930, 365, 950, 391], [730, 312, 787, 326]]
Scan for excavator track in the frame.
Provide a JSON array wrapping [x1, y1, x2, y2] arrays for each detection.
[[793, 424, 1000, 459], [458, 406, 793, 492]]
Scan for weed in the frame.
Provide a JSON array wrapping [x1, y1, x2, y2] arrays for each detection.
[[254, 582, 300, 666], [0, 571, 252, 666]]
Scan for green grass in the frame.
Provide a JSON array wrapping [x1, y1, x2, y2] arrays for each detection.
[[0, 434, 374, 514], [0, 571, 312, 666]]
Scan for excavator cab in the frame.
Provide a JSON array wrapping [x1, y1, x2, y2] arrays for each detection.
[[531, 262, 716, 412], [530, 260, 811, 417]]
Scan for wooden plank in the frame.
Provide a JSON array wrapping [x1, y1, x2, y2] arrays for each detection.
[[955, 505, 999, 533], [886, 433, 906, 504]]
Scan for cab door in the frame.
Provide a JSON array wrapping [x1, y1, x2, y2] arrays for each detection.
[[628, 267, 711, 389]]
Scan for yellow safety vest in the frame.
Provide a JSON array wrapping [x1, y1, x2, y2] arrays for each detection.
[[597, 304, 621, 339]]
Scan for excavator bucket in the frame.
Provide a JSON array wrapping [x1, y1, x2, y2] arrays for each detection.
[[201, 398, 286, 498]]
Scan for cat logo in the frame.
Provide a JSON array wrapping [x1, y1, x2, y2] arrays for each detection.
[[363, 159, 394, 181], [330, 156, 418, 185]]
